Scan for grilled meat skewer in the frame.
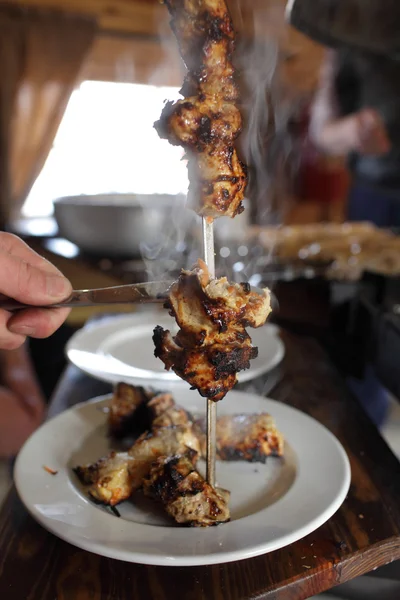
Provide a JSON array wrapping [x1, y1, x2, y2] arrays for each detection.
[[154, 260, 271, 400], [155, 0, 247, 218]]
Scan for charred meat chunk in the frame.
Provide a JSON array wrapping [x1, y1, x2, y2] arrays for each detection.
[[154, 0, 247, 218], [143, 454, 230, 526], [108, 383, 150, 438], [74, 424, 201, 505], [153, 260, 271, 400], [194, 413, 284, 462], [74, 451, 134, 506], [151, 405, 193, 430], [127, 425, 201, 490]]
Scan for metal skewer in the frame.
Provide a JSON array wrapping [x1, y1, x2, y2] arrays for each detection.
[[202, 217, 217, 487]]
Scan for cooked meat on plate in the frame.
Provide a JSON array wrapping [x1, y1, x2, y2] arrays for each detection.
[[74, 451, 134, 507], [108, 385, 193, 438], [75, 424, 200, 507], [108, 382, 150, 438], [194, 413, 284, 462], [143, 454, 230, 526], [74, 384, 284, 525]]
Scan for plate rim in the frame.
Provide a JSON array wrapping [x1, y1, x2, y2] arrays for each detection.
[[65, 313, 285, 386], [15, 390, 351, 567]]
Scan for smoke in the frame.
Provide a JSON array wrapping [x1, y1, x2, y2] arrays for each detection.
[[212, 0, 307, 285], [139, 197, 202, 281], [137, 0, 305, 286], [103, 18, 202, 282], [233, 0, 302, 227]]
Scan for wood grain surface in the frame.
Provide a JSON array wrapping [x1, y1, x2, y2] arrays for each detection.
[[1, 331, 400, 600]]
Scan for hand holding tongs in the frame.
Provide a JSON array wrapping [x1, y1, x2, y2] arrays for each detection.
[[0, 281, 173, 312]]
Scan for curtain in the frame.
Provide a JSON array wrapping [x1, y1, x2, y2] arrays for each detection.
[[0, 5, 96, 227]]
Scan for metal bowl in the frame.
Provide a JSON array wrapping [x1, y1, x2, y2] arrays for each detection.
[[53, 193, 190, 257]]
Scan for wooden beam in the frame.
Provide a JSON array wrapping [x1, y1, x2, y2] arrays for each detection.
[[5, 0, 169, 35], [4, 0, 323, 92]]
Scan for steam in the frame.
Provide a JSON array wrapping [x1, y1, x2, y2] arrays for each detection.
[[214, 0, 306, 285], [139, 196, 202, 282], [137, 0, 304, 286], [234, 1, 301, 227]]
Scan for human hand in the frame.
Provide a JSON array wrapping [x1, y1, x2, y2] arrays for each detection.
[[348, 108, 391, 156], [0, 233, 72, 350]]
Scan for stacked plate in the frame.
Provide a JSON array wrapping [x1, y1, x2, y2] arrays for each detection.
[[15, 311, 351, 566], [65, 312, 286, 390]]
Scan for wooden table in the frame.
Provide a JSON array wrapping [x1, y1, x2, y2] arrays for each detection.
[[1, 330, 400, 600]]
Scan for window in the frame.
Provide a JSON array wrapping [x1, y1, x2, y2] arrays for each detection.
[[22, 81, 189, 217]]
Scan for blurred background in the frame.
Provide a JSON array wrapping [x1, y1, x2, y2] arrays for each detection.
[[1, 0, 400, 503], [0, 0, 398, 415]]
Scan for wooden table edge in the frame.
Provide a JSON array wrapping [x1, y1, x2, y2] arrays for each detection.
[[265, 537, 400, 600]]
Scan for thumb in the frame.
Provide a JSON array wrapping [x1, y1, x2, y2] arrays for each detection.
[[0, 251, 72, 304]]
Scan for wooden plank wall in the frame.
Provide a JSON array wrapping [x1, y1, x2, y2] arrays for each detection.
[[5, 0, 324, 91], [6, 0, 168, 35]]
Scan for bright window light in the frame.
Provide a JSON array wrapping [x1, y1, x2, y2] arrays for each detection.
[[22, 81, 189, 217]]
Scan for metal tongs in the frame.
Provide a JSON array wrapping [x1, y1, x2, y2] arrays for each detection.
[[0, 281, 173, 312]]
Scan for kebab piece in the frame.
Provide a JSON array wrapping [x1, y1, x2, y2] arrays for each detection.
[[155, 0, 247, 218], [108, 385, 192, 439], [143, 454, 230, 526], [108, 383, 151, 438], [153, 260, 271, 400], [152, 405, 193, 430], [194, 413, 284, 462], [147, 391, 175, 418], [74, 452, 134, 506], [147, 391, 194, 429], [127, 425, 201, 491], [107, 383, 284, 461], [74, 425, 200, 506]]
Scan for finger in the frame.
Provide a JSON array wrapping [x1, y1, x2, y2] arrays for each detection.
[[7, 307, 71, 339], [0, 232, 64, 275], [0, 250, 72, 305], [0, 310, 26, 350]]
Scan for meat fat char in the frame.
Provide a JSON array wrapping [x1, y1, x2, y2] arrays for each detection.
[[154, 260, 271, 400], [155, 0, 248, 218], [108, 383, 150, 438], [75, 425, 200, 505], [143, 454, 230, 526], [74, 452, 134, 506], [194, 413, 284, 462]]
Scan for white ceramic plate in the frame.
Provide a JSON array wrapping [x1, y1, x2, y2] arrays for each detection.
[[65, 313, 285, 389], [15, 389, 351, 567]]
